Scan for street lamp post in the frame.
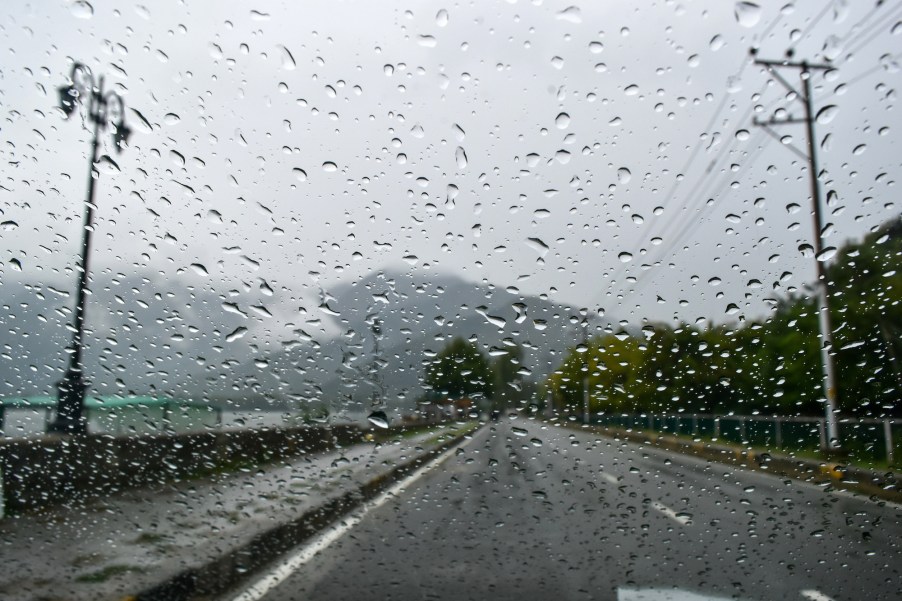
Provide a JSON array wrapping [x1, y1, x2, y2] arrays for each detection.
[[49, 62, 130, 435]]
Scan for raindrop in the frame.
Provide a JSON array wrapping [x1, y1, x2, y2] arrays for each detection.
[[164, 113, 181, 125], [617, 167, 632, 183], [1, 220, 19, 231], [798, 243, 814, 258], [735, 129, 750, 141], [455, 146, 468, 168], [588, 41, 603, 54], [189, 263, 208, 276], [816, 105, 838, 125], [292, 167, 307, 181], [734, 2, 762, 28], [384, 64, 394, 76], [624, 84, 639, 96], [9, 258, 22, 271], [402, 255, 419, 265], [618, 252, 633, 263], [226, 327, 248, 342], [411, 124, 425, 138], [418, 35, 437, 48], [368, 410, 390, 429], [554, 149, 571, 164], [816, 247, 837, 262], [435, 9, 449, 27], [279, 45, 297, 70], [708, 276, 722, 286], [322, 161, 338, 172], [555, 112, 571, 129], [70, 0, 93, 19], [556, 6, 582, 23], [852, 144, 866, 155], [551, 56, 564, 69], [525, 237, 549, 257], [709, 34, 724, 51]]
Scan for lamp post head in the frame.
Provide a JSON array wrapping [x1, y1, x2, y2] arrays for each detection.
[[113, 121, 131, 152], [58, 84, 78, 118]]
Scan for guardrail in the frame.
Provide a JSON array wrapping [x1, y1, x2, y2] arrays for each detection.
[[589, 413, 900, 466]]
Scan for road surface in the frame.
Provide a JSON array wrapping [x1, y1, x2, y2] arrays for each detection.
[[223, 418, 902, 601]]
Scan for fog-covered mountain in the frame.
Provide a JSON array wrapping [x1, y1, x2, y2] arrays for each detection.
[[0, 268, 613, 412], [245, 269, 614, 411]]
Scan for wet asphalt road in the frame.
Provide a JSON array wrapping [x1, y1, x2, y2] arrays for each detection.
[[230, 418, 902, 601]]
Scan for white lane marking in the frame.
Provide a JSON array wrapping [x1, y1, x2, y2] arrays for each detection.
[[832, 488, 902, 511], [800, 590, 835, 601], [600, 472, 620, 485], [651, 501, 692, 526], [227, 432, 480, 601]]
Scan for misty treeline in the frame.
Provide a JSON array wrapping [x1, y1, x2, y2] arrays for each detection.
[[546, 218, 902, 418]]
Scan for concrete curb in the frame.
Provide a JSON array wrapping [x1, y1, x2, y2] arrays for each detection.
[[126, 425, 480, 601], [583, 424, 901, 504]]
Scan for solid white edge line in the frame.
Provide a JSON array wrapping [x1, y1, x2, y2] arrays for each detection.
[[650, 501, 692, 526], [800, 589, 836, 601], [227, 430, 480, 601]]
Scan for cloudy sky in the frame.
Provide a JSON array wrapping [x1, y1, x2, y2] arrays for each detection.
[[1, 0, 899, 348]]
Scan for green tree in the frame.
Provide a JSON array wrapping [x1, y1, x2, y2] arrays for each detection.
[[424, 338, 494, 399]]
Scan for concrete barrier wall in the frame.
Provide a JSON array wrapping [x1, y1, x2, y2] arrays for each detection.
[[0, 425, 363, 514]]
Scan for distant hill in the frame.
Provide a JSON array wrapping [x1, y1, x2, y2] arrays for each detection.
[[243, 269, 613, 411], [0, 268, 612, 414]]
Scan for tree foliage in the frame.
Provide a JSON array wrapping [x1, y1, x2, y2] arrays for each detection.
[[547, 218, 902, 417], [424, 337, 494, 399]]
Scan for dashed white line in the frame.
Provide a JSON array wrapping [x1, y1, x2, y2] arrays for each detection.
[[651, 501, 692, 526], [226, 432, 480, 601], [800, 589, 835, 601], [600, 472, 620, 485]]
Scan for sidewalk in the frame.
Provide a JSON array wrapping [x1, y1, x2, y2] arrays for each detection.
[[0, 425, 461, 601]]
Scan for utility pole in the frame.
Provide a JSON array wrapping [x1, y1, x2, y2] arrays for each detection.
[[50, 62, 130, 435], [581, 321, 590, 424], [751, 49, 841, 450]]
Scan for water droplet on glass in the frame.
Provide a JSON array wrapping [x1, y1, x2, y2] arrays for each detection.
[[293, 167, 307, 181], [164, 113, 181, 125], [435, 8, 449, 27], [418, 35, 437, 48], [455, 146, 468, 169], [1, 220, 20, 231], [618, 252, 633, 263], [816, 105, 838, 125], [555, 112, 571, 129], [226, 326, 248, 342], [322, 161, 338, 172], [617, 167, 632, 183], [734, 2, 762, 28], [735, 129, 750, 141], [279, 45, 297, 70], [556, 5, 582, 24], [816, 247, 837, 262], [709, 34, 724, 51], [589, 41, 603, 54], [70, 0, 93, 19], [368, 410, 389, 429], [190, 263, 208, 276]]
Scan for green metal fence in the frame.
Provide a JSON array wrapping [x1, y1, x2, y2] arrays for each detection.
[[0, 396, 222, 438], [590, 413, 901, 466]]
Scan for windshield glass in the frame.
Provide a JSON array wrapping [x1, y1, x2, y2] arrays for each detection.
[[1, 1, 900, 600]]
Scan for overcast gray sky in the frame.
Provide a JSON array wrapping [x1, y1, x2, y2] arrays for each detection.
[[1, 0, 900, 345]]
